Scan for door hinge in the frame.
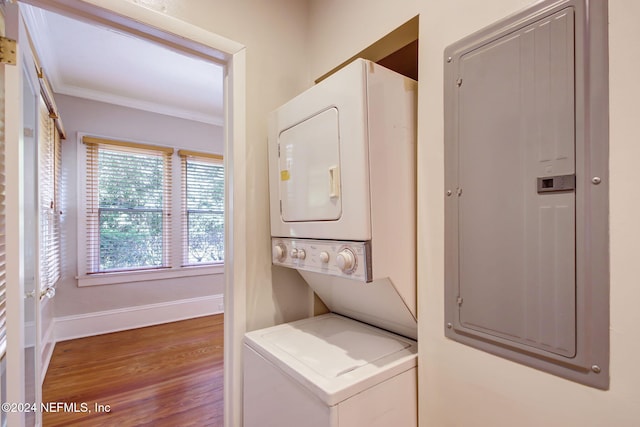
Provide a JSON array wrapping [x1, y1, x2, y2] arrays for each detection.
[[457, 296, 463, 306], [0, 36, 17, 65]]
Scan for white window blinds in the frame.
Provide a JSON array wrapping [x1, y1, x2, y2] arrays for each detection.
[[179, 151, 224, 265], [39, 96, 62, 291], [84, 137, 173, 273], [0, 73, 6, 359]]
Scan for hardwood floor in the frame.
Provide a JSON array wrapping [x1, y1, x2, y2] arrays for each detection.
[[42, 315, 224, 427]]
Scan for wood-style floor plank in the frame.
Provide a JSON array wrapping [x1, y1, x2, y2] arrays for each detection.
[[42, 315, 224, 427]]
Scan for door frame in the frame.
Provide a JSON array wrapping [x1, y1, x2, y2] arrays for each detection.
[[5, 1, 247, 426], [4, 3, 26, 427]]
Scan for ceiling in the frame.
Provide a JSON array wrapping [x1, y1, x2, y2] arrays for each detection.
[[21, 4, 224, 126]]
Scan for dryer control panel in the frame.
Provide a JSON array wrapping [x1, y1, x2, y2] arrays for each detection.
[[271, 237, 372, 282]]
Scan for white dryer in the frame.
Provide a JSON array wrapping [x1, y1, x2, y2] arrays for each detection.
[[245, 58, 418, 427], [268, 58, 417, 338]]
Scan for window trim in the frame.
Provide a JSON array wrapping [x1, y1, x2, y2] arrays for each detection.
[[77, 264, 224, 287], [76, 133, 224, 287]]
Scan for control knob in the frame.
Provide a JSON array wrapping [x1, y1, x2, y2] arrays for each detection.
[[336, 248, 356, 273], [290, 248, 299, 259], [272, 243, 286, 262], [319, 251, 330, 263], [297, 249, 306, 260]]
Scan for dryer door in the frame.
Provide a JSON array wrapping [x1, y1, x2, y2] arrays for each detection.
[[279, 107, 342, 222]]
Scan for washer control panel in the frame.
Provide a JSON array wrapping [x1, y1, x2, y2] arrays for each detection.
[[271, 238, 372, 282]]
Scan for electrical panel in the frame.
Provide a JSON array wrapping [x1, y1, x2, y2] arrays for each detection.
[[444, 0, 609, 389]]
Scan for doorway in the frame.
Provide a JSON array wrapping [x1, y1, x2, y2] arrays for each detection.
[[4, 1, 246, 426]]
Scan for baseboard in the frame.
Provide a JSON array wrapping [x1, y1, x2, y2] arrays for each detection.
[[54, 294, 224, 342]]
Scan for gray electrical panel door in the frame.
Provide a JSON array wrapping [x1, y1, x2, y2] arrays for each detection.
[[457, 9, 576, 357], [445, 0, 610, 390]]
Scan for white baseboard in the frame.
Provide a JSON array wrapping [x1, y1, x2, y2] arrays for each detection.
[[54, 294, 224, 342]]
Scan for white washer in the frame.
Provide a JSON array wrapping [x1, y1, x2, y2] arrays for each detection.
[[243, 314, 417, 427]]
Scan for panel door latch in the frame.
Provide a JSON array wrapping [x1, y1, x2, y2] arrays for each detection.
[[537, 174, 576, 193]]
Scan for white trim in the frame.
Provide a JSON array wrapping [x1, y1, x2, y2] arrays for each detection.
[[77, 264, 224, 287], [55, 294, 224, 342], [11, 4, 247, 427], [0, 354, 6, 427], [224, 48, 247, 427], [5, 4, 28, 426], [54, 84, 224, 126], [20, 0, 244, 60]]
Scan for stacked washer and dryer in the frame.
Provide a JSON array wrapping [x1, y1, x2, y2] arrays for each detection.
[[243, 59, 418, 427]]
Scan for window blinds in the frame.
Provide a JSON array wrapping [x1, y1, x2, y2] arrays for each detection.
[[39, 96, 62, 291], [179, 151, 224, 265], [84, 137, 173, 273], [0, 70, 6, 359]]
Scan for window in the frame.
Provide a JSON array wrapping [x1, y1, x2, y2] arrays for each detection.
[[79, 136, 224, 285], [179, 151, 224, 265], [84, 137, 173, 273], [39, 96, 62, 290]]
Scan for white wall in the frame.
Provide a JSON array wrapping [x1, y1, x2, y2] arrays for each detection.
[[308, 0, 640, 425], [155, 0, 314, 331], [55, 94, 225, 317], [122, 0, 313, 331], [307, 0, 418, 80]]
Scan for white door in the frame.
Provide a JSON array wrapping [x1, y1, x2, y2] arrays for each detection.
[[22, 44, 41, 427], [3, 2, 41, 426], [278, 107, 342, 222]]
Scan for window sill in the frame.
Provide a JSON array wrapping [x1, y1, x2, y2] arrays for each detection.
[[76, 264, 224, 287]]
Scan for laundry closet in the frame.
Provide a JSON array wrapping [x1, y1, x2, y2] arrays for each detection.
[[243, 57, 418, 427]]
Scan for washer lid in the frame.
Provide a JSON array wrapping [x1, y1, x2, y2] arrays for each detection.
[[244, 313, 417, 406]]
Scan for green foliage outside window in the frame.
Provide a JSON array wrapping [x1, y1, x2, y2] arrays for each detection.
[[90, 144, 224, 273], [98, 150, 165, 271], [185, 160, 224, 264]]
